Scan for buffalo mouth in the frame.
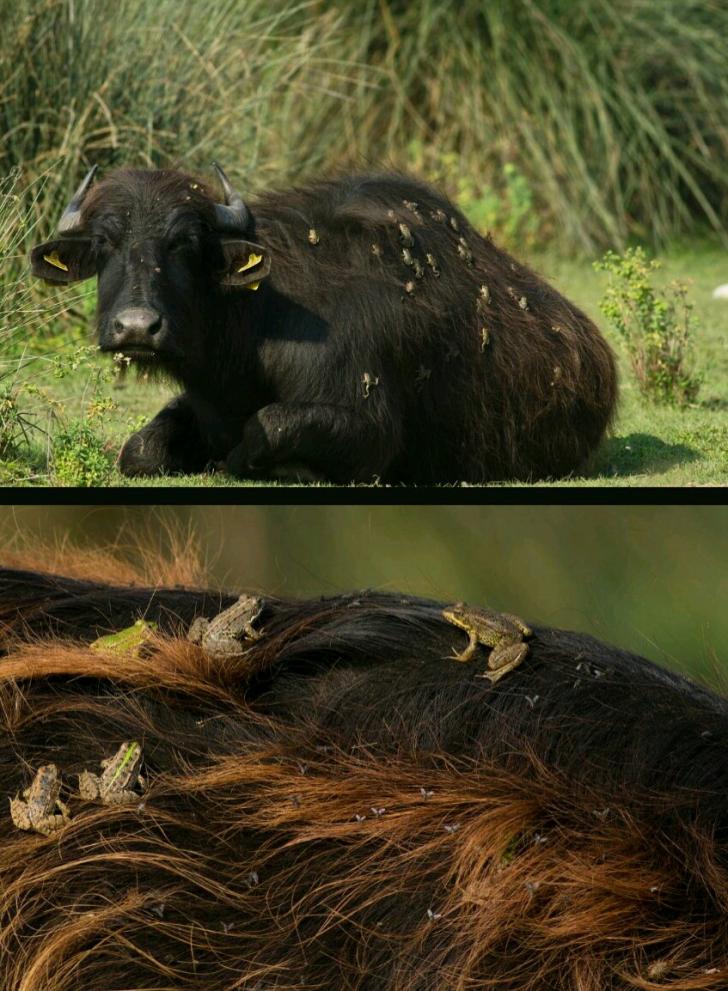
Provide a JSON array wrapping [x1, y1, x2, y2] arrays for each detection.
[[101, 344, 159, 362], [117, 346, 158, 359]]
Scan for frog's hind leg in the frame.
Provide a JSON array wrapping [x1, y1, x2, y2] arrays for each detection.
[[9, 797, 31, 831], [45, 813, 70, 834], [502, 613, 533, 637], [105, 789, 142, 805], [78, 770, 101, 800], [483, 642, 530, 683], [188, 617, 209, 644]]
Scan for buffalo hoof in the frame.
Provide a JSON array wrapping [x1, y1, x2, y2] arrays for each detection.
[[224, 441, 259, 478], [269, 463, 327, 484], [224, 442, 323, 483]]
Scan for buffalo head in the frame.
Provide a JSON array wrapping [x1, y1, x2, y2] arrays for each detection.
[[30, 164, 271, 371]]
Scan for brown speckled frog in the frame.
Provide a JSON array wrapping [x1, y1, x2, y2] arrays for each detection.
[[442, 603, 533, 683], [10, 763, 71, 835], [188, 594, 265, 659]]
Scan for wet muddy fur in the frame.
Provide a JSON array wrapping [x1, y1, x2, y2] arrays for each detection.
[[0, 562, 727, 989]]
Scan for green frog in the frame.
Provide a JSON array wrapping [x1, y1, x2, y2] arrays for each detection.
[[79, 741, 146, 805], [91, 619, 157, 656], [442, 603, 532, 683], [10, 763, 71, 836]]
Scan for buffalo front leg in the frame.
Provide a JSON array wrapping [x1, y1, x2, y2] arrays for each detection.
[[226, 402, 401, 484], [118, 395, 224, 477]]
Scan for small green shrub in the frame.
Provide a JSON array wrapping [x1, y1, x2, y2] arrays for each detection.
[[0, 388, 32, 460], [50, 357, 118, 486], [52, 421, 114, 487], [456, 163, 539, 248], [407, 142, 540, 247], [595, 247, 701, 406]]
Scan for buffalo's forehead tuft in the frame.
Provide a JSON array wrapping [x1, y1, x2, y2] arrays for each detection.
[[82, 169, 218, 239]]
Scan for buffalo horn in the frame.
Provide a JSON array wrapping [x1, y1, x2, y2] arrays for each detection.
[[212, 161, 250, 234], [57, 165, 98, 234]]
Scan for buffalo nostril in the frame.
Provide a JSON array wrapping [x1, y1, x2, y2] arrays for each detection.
[[112, 307, 162, 343], [146, 313, 162, 336]]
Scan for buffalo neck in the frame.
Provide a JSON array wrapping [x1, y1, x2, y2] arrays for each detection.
[[177, 286, 270, 418]]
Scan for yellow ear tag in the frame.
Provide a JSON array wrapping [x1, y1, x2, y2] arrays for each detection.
[[43, 250, 68, 272], [243, 281, 260, 292], [237, 252, 263, 274]]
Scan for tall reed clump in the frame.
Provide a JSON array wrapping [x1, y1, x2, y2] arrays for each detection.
[[0, 170, 49, 470], [0, 171, 46, 350], [0, 0, 381, 238], [2, 0, 728, 257], [308, 0, 728, 251]]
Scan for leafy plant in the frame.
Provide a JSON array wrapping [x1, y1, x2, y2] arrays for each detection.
[[407, 142, 539, 247], [52, 421, 114, 487], [48, 346, 119, 485], [0, 390, 28, 460], [0, 370, 41, 463], [595, 248, 701, 406]]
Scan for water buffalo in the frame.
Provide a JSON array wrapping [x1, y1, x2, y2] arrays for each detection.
[[0, 560, 725, 988], [30, 165, 617, 483]]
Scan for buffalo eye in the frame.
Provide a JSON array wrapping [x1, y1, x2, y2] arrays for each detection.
[[167, 231, 200, 255], [93, 219, 123, 249], [93, 234, 117, 261]]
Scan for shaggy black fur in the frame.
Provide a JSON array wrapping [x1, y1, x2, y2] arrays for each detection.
[[2, 566, 724, 806], [31, 169, 617, 483], [1, 566, 727, 990]]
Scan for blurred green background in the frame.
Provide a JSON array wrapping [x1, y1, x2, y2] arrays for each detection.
[[0, 505, 725, 689], [4, 0, 728, 252]]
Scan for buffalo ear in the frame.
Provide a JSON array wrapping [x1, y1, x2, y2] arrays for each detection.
[[29, 238, 96, 284], [219, 240, 271, 290]]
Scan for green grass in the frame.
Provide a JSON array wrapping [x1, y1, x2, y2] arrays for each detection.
[[529, 243, 728, 487], [4, 240, 727, 487]]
